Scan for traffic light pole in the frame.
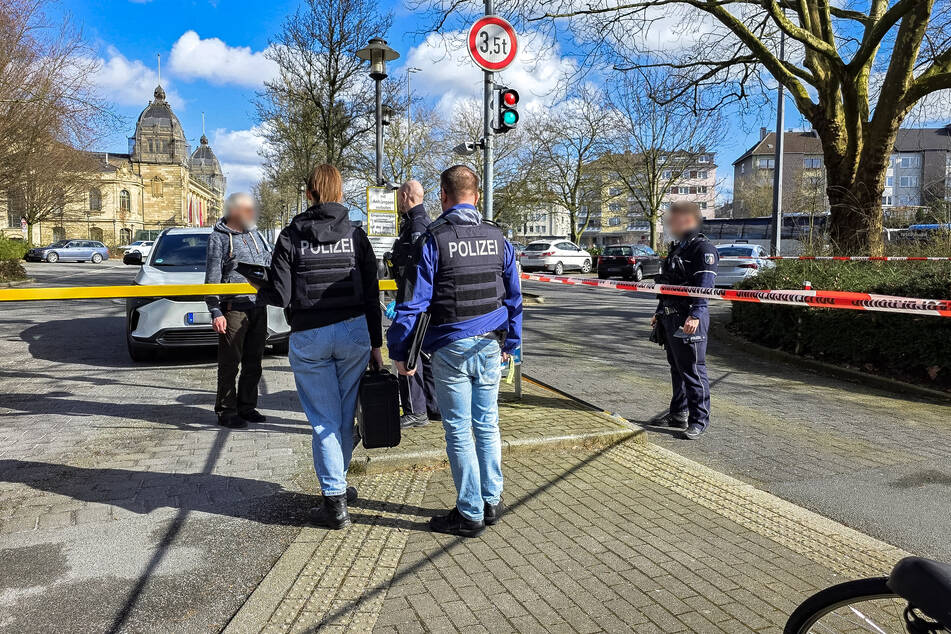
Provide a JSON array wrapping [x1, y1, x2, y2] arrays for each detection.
[[482, 0, 494, 221]]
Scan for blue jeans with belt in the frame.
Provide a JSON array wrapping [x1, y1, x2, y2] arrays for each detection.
[[289, 315, 371, 496], [431, 335, 504, 521]]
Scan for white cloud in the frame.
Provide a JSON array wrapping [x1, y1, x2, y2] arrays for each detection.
[[91, 47, 183, 109], [169, 31, 277, 88], [212, 126, 266, 195], [401, 31, 578, 118]]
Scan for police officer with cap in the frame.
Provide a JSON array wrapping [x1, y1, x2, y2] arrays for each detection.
[[651, 201, 718, 440], [391, 179, 439, 428], [388, 165, 522, 538]]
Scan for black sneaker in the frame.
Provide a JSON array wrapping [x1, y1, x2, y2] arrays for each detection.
[[400, 412, 429, 429], [217, 414, 247, 429], [484, 498, 503, 526], [239, 409, 267, 423], [429, 507, 485, 538], [427, 410, 442, 422], [652, 410, 688, 428], [346, 486, 358, 503], [682, 423, 705, 440]]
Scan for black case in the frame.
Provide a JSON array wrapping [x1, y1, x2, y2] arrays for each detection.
[[356, 369, 401, 449]]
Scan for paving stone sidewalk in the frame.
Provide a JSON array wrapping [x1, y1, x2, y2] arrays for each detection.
[[226, 381, 909, 634]]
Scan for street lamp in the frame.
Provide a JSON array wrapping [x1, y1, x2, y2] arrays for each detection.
[[356, 38, 400, 186]]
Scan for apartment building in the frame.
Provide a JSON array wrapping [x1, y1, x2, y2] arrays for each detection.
[[579, 151, 717, 247], [518, 202, 571, 242]]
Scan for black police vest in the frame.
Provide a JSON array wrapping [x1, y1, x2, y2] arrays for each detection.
[[292, 228, 364, 311], [430, 221, 505, 325]]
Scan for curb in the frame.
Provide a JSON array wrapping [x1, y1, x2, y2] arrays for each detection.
[[0, 277, 33, 288], [710, 315, 951, 402]]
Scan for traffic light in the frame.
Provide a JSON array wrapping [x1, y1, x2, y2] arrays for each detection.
[[494, 87, 519, 133]]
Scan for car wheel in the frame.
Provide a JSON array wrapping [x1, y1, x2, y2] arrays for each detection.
[[633, 266, 644, 282], [553, 261, 564, 275], [580, 259, 591, 274], [46, 251, 59, 263], [91, 253, 103, 264]]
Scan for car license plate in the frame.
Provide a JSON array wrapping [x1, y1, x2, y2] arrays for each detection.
[[185, 312, 212, 325]]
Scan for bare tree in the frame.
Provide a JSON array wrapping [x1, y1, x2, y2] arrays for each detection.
[[418, 0, 951, 254], [256, 0, 392, 186], [601, 73, 725, 249], [525, 88, 615, 243]]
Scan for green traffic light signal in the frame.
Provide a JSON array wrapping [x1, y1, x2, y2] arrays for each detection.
[[503, 110, 518, 126]]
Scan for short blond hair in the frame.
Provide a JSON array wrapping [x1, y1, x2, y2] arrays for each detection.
[[669, 201, 702, 222], [307, 164, 343, 204]]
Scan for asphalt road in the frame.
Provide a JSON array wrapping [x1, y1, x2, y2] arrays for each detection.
[[0, 261, 312, 633], [521, 278, 951, 561]]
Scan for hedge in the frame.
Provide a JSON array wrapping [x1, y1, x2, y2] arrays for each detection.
[[0, 236, 29, 261], [730, 259, 951, 391]]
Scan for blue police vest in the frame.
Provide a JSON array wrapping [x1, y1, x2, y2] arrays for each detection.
[[292, 227, 364, 311], [429, 221, 505, 325]]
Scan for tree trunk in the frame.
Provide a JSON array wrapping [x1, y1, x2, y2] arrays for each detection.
[[649, 214, 660, 251], [825, 162, 886, 256]]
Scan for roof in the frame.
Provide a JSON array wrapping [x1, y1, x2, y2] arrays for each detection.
[[894, 126, 951, 152], [134, 85, 185, 140], [189, 134, 223, 173], [733, 131, 822, 165]]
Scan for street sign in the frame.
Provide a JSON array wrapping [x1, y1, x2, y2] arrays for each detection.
[[366, 186, 397, 237], [467, 16, 518, 72]]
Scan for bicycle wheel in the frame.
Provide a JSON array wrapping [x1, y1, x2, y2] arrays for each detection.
[[785, 577, 911, 634]]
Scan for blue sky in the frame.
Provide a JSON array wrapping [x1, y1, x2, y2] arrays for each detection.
[[52, 0, 804, 199]]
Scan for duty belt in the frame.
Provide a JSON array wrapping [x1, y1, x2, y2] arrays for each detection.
[[662, 306, 683, 316]]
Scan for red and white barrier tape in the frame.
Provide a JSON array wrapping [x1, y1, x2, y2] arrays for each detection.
[[727, 255, 951, 261], [519, 273, 951, 318]]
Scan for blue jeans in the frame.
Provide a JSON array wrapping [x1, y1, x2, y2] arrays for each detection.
[[431, 336, 503, 521], [289, 315, 371, 496]]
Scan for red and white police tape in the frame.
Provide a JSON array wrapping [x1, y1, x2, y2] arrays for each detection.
[[727, 255, 951, 261], [519, 273, 951, 318]]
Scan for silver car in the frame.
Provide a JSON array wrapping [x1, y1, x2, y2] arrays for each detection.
[[715, 243, 775, 287], [124, 227, 290, 361], [519, 240, 592, 275]]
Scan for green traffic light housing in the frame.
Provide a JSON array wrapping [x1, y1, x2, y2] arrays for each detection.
[[495, 87, 519, 133]]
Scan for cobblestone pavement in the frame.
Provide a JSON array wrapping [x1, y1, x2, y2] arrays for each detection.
[[229, 440, 908, 633], [520, 280, 951, 560]]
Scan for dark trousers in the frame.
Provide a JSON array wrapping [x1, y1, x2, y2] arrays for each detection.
[[398, 353, 438, 416], [661, 312, 711, 430], [215, 307, 268, 417]]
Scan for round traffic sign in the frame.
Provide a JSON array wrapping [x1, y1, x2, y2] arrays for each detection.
[[467, 16, 518, 72]]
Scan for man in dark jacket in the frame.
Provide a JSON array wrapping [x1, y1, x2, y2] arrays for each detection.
[[205, 193, 271, 429], [392, 180, 438, 428]]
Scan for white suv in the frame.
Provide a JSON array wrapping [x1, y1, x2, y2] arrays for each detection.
[[124, 227, 290, 361], [519, 240, 592, 275]]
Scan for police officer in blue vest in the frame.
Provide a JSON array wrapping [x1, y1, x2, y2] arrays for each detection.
[[651, 201, 719, 440], [392, 180, 439, 428], [388, 165, 522, 538]]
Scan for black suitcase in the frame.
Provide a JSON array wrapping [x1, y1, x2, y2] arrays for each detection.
[[356, 368, 401, 449]]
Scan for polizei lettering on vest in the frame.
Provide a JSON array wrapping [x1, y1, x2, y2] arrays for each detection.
[[447, 239, 499, 258], [299, 238, 354, 256]]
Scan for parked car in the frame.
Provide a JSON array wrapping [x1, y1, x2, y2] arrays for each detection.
[[121, 240, 154, 257], [715, 243, 775, 287], [519, 240, 592, 275], [25, 240, 110, 263], [124, 227, 290, 361], [597, 244, 661, 281]]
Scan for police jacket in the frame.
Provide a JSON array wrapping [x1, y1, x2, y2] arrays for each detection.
[[655, 230, 719, 319], [392, 204, 431, 287], [386, 204, 523, 361], [256, 202, 382, 346]]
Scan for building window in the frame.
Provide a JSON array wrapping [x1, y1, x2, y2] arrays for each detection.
[[677, 186, 689, 195], [740, 163, 746, 174], [608, 187, 621, 196], [119, 228, 133, 244], [148, 140, 154, 153], [7, 189, 24, 228], [89, 188, 102, 211], [52, 226, 65, 241], [698, 155, 709, 163], [89, 227, 103, 241], [608, 203, 621, 211], [882, 195, 893, 206], [152, 177, 164, 198], [698, 170, 708, 179], [758, 158, 775, 169], [886, 176, 893, 187], [803, 158, 822, 169], [897, 156, 919, 169], [608, 217, 621, 226], [899, 176, 919, 188], [699, 202, 707, 210], [662, 170, 672, 179], [119, 190, 131, 214]]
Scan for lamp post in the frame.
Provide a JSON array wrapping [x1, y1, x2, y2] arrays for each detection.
[[356, 38, 400, 186]]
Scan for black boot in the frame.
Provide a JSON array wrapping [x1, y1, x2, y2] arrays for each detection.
[[429, 507, 485, 538], [310, 494, 351, 529], [652, 410, 688, 428], [484, 498, 504, 526], [346, 486, 358, 503]]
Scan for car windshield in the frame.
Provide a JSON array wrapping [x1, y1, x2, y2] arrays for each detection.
[[46, 241, 69, 248], [717, 246, 756, 257], [604, 247, 632, 256], [149, 233, 210, 269], [524, 242, 551, 252]]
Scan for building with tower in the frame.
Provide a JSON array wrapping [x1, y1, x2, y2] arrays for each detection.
[[2, 84, 226, 245]]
